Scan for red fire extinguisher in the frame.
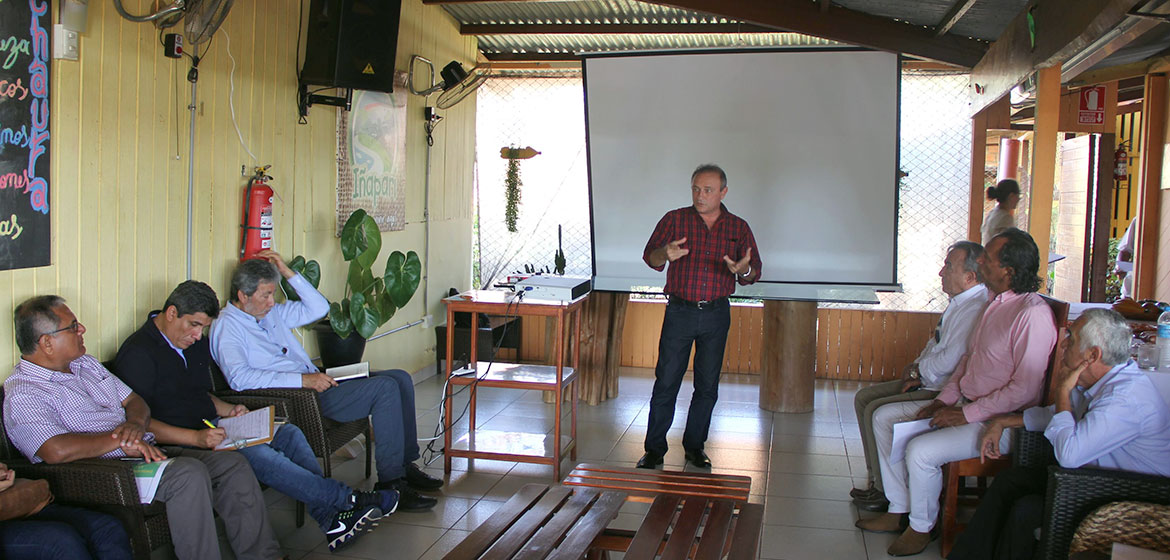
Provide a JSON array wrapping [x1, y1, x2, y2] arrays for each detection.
[[239, 166, 274, 261], [1114, 142, 1129, 181]]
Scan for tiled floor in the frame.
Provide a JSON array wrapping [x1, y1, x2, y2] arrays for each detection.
[[258, 368, 945, 560]]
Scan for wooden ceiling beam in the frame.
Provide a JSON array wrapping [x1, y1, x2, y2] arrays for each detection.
[[933, 0, 979, 38], [423, 0, 561, 4], [482, 51, 586, 61], [461, 22, 779, 35], [645, 0, 987, 67], [820, 0, 831, 14]]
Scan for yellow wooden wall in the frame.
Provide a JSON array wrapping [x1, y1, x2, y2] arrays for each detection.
[[0, 0, 477, 376], [518, 301, 940, 381]]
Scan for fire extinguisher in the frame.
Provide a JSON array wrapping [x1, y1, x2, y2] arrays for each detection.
[[1114, 142, 1129, 181], [239, 166, 274, 261]]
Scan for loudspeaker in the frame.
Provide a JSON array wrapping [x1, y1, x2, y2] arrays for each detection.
[[300, 0, 401, 93]]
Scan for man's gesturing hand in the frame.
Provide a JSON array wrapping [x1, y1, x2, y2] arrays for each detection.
[[302, 373, 338, 393], [723, 247, 752, 276], [663, 238, 689, 262]]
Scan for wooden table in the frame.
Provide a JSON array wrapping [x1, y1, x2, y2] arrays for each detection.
[[562, 463, 751, 504], [443, 290, 587, 479], [443, 483, 626, 560]]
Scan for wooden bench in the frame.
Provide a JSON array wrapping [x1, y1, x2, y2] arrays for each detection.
[[590, 494, 764, 560], [444, 483, 626, 560], [563, 463, 752, 504]]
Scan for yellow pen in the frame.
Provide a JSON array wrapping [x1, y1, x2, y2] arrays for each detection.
[[201, 419, 217, 429]]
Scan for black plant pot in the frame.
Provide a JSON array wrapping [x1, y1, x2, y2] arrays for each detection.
[[313, 321, 367, 368]]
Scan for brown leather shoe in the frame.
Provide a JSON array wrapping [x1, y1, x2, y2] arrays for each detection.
[[855, 512, 905, 533], [887, 527, 933, 556]]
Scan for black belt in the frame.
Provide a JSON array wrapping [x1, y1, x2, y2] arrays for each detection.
[[668, 296, 729, 310]]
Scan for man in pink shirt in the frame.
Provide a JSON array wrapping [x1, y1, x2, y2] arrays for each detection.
[[858, 228, 1058, 557]]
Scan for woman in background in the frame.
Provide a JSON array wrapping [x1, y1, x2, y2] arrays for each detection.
[[981, 179, 1021, 244]]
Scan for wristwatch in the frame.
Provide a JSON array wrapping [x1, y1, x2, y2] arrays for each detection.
[[908, 364, 920, 380], [739, 265, 752, 278]]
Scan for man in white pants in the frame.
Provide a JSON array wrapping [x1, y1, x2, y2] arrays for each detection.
[[850, 241, 987, 511], [857, 229, 1058, 557]]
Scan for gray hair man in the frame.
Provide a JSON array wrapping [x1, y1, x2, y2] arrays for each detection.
[[949, 308, 1170, 560], [851, 241, 988, 511]]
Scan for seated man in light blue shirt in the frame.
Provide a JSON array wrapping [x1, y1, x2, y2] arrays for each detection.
[[948, 308, 1170, 560], [209, 251, 442, 513]]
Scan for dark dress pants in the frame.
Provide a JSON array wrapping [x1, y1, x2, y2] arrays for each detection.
[[948, 465, 1048, 560], [0, 503, 132, 560], [644, 300, 731, 456]]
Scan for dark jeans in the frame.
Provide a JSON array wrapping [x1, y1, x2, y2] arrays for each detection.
[[948, 466, 1048, 560], [317, 368, 420, 482], [644, 299, 731, 456], [0, 503, 132, 560], [238, 422, 352, 531]]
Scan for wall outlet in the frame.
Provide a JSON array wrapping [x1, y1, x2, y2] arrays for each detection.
[[421, 314, 433, 329], [52, 24, 80, 60]]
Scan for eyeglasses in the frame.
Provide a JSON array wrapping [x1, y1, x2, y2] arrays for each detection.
[[43, 320, 81, 337]]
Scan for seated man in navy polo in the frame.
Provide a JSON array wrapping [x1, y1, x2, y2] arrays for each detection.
[[209, 250, 442, 512], [114, 280, 396, 552]]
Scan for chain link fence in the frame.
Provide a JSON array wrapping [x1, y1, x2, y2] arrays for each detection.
[[474, 69, 973, 313]]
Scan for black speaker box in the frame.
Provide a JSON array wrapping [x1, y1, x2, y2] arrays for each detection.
[[300, 0, 401, 93]]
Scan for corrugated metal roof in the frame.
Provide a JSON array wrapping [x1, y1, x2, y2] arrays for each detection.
[[442, 0, 743, 25], [478, 33, 840, 57], [833, 0, 1029, 40]]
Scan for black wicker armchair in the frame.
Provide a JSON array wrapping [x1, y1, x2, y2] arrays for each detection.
[[1013, 429, 1170, 560]]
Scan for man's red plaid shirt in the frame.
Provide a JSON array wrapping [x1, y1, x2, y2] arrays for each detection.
[[642, 204, 762, 302]]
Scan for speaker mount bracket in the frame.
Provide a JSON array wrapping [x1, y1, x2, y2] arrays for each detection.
[[297, 82, 353, 120]]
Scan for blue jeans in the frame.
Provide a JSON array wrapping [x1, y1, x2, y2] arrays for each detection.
[[317, 368, 420, 482], [0, 503, 132, 560], [644, 300, 731, 456], [238, 422, 352, 530]]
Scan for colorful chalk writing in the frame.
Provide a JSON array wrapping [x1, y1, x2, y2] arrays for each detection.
[[0, 0, 50, 270]]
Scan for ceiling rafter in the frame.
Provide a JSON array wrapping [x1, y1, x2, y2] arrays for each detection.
[[462, 22, 779, 35], [933, 0, 979, 38], [645, 0, 988, 67]]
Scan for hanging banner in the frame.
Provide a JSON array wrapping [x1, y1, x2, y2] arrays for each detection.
[[336, 72, 408, 234], [0, 0, 51, 270]]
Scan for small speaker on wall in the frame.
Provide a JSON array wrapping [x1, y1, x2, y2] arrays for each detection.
[[300, 0, 402, 93]]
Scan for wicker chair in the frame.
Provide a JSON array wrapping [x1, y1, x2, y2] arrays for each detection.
[[208, 362, 372, 526], [0, 387, 168, 560]]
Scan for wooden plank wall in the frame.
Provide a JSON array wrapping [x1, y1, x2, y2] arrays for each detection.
[[518, 301, 940, 382]]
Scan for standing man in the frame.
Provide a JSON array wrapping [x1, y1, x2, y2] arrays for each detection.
[[115, 280, 394, 552], [638, 164, 762, 470], [858, 228, 1057, 557], [4, 296, 283, 560], [210, 250, 442, 512], [851, 241, 987, 511]]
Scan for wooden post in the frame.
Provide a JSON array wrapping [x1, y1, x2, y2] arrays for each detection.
[[760, 300, 816, 413], [1031, 65, 1063, 281], [970, 110, 989, 242], [1135, 74, 1167, 300]]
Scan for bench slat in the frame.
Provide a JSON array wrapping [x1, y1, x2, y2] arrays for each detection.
[[726, 503, 765, 560], [545, 491, 627, 560], [447, 484, 549, 560], [483, 486, 574, 560], [512, 488, 598, 560], [693, 500, 734, 560], [661, 497, 708, 560], [625, 494, 681, 559], [564, 475, 749, 501]]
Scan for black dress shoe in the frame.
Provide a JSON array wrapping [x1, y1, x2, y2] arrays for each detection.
[[374, 479, 438, 512], [684, 449, 711, 469], [853, 495, 890, 512], [404, 462, 444, 491], [636, 452, 664, 469]]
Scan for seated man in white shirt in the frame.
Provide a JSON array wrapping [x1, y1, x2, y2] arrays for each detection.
[[852, 241, 987, 511], [948, 308, 1170, 560]]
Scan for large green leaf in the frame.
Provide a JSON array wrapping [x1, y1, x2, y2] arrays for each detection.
[[348, 292, 381, 339], [347, 260, 378, 296], [384, 250, 422, 308], [339, 209, 370, 261], [281, 256, 320, 301], [302, 260, 321, 289], [354, 213, 382, 269], [328, 301, 353, 339], [375, 290, 397, 323]]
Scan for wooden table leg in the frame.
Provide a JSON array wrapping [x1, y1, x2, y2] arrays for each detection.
[[760, 299, 816, 413]]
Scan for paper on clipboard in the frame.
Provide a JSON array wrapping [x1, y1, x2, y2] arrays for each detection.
[[891, 419, 935, 464], [214, 406, 276, 451]]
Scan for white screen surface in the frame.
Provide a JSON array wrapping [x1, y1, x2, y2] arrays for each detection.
[[585, 49, 900, 291]]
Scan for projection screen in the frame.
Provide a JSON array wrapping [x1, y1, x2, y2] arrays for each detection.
[[584, 48, 901, 298]]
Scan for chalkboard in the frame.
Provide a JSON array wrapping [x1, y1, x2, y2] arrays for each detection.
[[0, 0, 50, 271]]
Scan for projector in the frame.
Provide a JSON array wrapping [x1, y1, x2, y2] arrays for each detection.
[[515, 276, 592, 302]]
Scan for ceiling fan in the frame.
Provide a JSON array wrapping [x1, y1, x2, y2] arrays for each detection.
[[111, 0, 234, 45]]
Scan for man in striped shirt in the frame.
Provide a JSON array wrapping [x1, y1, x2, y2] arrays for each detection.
[[637, 163, 762, 470]]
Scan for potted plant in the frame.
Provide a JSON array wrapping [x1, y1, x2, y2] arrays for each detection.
[[283, 208, 422, 367]]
